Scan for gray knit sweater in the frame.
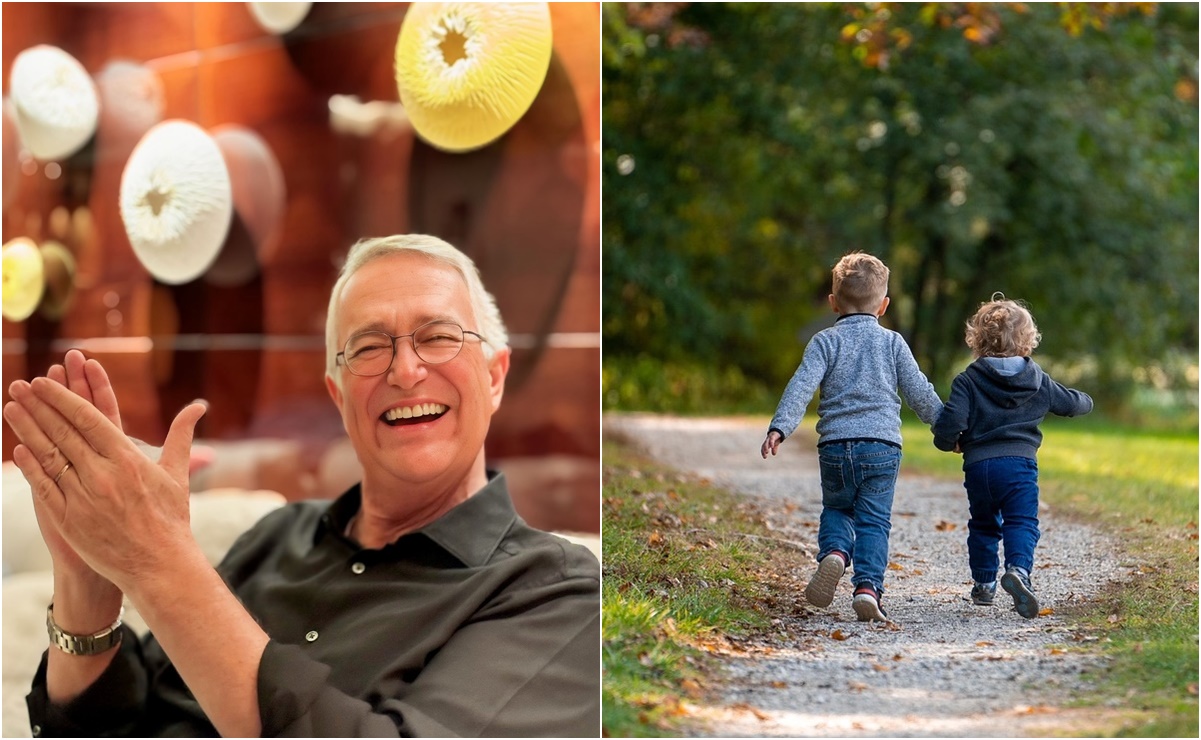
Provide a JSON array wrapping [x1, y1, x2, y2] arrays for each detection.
[[768, 314, 943, 447]]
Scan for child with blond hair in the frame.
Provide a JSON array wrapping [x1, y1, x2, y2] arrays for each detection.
[[762, 252, 943, 622], [933, 294, 1093, 618]]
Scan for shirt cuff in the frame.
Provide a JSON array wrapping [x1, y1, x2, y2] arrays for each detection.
[[25, 625, 149, 736]]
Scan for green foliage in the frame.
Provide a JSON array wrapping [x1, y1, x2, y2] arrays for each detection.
[[602, 355, 777, 413], [603, 2, 1199, 406]]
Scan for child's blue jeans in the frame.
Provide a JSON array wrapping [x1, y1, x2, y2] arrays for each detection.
[[962, 455, 1041, 584], [815, 440, 901, 596]]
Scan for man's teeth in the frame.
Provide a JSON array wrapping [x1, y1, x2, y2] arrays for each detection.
[[384, 403, 447, 421]]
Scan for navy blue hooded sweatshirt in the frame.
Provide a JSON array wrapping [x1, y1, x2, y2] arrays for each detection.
[[932, 356, 1093, 467]]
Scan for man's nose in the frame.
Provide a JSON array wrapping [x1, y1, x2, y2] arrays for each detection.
[[386, 339, 428, 387]]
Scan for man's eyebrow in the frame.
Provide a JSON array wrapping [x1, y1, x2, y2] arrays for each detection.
[[346, 315, 463, 337]]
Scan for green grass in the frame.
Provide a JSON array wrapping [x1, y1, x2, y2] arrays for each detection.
[[601, 437, 810, 737], [900, 414, 1199, 737]]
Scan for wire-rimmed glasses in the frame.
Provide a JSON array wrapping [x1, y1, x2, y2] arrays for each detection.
[[336, 321, 487, 376]]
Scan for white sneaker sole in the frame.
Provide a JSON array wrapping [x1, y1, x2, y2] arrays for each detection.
[[804, 555, 845, 607], [853, 594, 888, 622]]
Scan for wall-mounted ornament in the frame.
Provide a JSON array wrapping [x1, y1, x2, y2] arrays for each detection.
[[38, 240, 77, 320], [8, 45, 99, 162], [3, 100, 21, 212], [119, 120, 232, 285], [2, 237, 44, 322], [247, 2, 312, 34], [95, 60, 165, 145], [206, 126, 287, 286], [394, 2, 552, 153]]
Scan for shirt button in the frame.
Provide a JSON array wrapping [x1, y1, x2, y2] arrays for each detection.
[[351, 562, 366, 574], [305, 630, 319, 642]]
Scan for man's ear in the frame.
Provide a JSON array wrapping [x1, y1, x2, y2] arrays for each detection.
[[325, 372, 344, 413], [877, 296, 891, 317], [828, 294, 839, 313], [487, 347, 511, 413]]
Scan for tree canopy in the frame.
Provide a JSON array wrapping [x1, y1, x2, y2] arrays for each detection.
[[603, 2, 1198, 409]]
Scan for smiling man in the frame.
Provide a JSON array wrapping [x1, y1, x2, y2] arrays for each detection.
[[8, 234, 601, 737]]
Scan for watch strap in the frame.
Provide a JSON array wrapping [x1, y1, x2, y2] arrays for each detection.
[[46, 603, 125, 656]]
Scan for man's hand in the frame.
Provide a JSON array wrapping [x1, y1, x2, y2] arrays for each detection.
[[761, 430, 783, 459], [5, 375, 206, 593]]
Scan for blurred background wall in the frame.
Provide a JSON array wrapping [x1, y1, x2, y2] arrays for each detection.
[[2, 2, 600, 534]]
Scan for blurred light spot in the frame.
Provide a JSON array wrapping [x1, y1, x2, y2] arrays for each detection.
[[106, 309, 123, 328], [21, 159, 37, 176], [646, 34, 660, 48], [944, 142, 960, 156], [103, 291, 120, 308], [979, 129, 996, 143], [617, 154, 635, 175], [868, 121, 887, 139], [856, 138, 872, 152], [873, 204, 887, 219], [44, 162, 62, 180], [855, 28, 872, 43], [949, 191, 966, 207]]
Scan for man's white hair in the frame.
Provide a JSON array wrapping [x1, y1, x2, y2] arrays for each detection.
[[325, 234, 509, 384]]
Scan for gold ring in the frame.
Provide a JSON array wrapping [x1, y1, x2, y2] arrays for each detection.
[[53, 461, 72, 485]]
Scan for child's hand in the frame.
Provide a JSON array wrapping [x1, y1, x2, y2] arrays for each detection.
[[761, 431, 783, 459]]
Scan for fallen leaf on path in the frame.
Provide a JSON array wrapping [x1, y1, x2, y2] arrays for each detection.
[[647, 531, 665, 548], [830, 629, 849, 641], [912, 569, 924, 575], [679, 679, 703, 698], [892, 653, 904, 661], [976, 641, 994, 647], [871, 664, 890, 672], [887, 562, 904, 571], [1049, 648, 1066, 655], [1039, 607, 1055, 616], [935, 520, 957, 531], [769, 680, 787, 689], [847, 681, 868, 692], [1107, 613, 1121, 624], [730, 703, 770, 721]]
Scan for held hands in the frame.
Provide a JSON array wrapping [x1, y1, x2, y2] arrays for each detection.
[[761, 430, 783, 459], [4, 352, 206, 594]]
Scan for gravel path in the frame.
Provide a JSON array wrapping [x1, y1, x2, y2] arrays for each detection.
[[607, 414, 1135, 738]]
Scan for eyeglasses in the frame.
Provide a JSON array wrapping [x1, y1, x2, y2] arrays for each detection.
[[336, 321, 487, 376]]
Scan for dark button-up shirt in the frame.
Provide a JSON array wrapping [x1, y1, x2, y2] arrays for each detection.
[[26, 473, 601, 737]]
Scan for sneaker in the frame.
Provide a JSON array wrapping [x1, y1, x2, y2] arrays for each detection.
[[970, 581, 997, 606], [852, 585, 889, 622], [804, 552, 846, 607], [1000, 566, 1039, 619]]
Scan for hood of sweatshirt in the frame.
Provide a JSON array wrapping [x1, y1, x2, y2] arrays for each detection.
[[965, 356, 1044, 408]]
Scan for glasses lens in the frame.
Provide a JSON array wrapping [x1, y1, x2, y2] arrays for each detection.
[[413, 322, 465, 363], [344, 332, 394, 376]]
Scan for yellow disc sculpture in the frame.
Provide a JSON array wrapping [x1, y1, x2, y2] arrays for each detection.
[[395, 2, 552, 153], [2, 237, 45, 322]]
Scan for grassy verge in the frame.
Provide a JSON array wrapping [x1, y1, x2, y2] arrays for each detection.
[[900, 415, 1199, 737], [601, 434, 810, 737]]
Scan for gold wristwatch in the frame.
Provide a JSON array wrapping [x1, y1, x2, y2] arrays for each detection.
[[46, 603, 125, 656]]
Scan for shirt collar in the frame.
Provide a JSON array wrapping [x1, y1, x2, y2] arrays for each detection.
[[320, 471, 518, 567], [835, 313, 879, 323]]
